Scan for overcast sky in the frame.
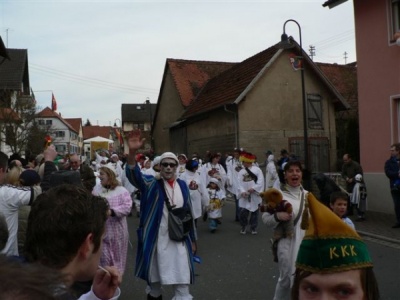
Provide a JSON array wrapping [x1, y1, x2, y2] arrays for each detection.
[[1, 0, 355, 127]]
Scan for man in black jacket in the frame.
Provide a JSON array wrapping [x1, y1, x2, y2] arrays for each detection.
[[385, 143, 400, 228]]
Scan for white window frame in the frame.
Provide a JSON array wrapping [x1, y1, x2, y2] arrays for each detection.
[[55, 131, 65, 138], [389, 0, 400, 42]]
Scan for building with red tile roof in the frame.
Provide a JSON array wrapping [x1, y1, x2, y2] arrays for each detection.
[[152, 40, 352, 172], [36, 107, 79, 155]]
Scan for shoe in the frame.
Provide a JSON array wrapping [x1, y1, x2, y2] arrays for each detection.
[[392, 224, 400, 228], [147, 294, 162, 300], [251, 230, 258, 235], [240, 228, 246, 235], [210, 228, 216, 233]]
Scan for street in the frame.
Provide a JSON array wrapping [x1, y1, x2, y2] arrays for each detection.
[[120, 201, 400, 300]]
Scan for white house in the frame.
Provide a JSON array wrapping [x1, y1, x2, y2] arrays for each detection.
[[36, 107, 79, 155]]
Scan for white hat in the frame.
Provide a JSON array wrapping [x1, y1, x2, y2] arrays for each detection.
[[153, 156, 161, 166], [110, 153, 118, 159], [178, 153, 187, 160], [160, 152, 179, 164], [209, 178, 219, 184]]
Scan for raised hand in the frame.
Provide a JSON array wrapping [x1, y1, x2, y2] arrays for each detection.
[[126, 129, 146, 151]]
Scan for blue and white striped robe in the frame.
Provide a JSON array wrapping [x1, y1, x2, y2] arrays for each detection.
[[126, 164, 196, 284]]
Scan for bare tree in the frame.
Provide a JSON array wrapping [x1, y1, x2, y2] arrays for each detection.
[[84, 118, 92, 126], [0, 95, 42, 155]]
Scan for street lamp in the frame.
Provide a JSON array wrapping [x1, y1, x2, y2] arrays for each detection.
[[278, 19, 309, 186], [113, 118, 121, 127]]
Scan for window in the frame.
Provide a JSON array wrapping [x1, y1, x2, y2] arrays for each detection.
[[55, 131, 65, 137], [55, 145, 66, 152], [38, 119, 45, 125], [133, 123, 145, 130], [46, 120, 52, 125], [390, 0, 400, 41], [307, 94, 323, 130]]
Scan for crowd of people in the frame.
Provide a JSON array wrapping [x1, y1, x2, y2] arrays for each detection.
[[0, 129, 380, 299]]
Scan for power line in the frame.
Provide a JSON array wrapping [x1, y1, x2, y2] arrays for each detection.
[[29, 63, 159, 95]]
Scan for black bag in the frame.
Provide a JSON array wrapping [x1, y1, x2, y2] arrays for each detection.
[[168, 207, 193, 242], [158, 179, 193, 242]]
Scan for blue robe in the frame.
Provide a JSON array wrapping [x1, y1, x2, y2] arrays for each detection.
[[126, 164, 196, 284]]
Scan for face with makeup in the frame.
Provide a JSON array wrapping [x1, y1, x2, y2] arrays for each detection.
[[160, 158, 178, 180]]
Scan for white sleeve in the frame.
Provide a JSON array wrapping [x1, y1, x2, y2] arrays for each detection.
[[261, 212, 279, 227], [78, 287, 121, 300]]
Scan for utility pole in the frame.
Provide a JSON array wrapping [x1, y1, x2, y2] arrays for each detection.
[[309, 45, 315, 61], [344, 51, 348, 64]]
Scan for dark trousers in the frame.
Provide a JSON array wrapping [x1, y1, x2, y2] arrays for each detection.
[[391, 189, 400, 224], [234, 195, 240, 221], [239, 208, 258, 231]]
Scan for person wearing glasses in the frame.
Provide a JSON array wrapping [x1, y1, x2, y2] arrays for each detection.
[[125, 129, 197, 300], [67, 153, 96, 192]]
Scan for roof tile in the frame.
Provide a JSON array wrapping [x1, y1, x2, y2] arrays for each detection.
[[168, 59, 237, 107], [82, 125, 112, 140], [181, 45, 280, 118]]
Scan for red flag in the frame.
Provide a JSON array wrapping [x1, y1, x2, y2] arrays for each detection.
[[114, 128, 123, 145], [51, 93, 57, 111]]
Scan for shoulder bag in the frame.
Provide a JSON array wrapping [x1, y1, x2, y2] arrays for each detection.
[[158, 179, 193, 242]]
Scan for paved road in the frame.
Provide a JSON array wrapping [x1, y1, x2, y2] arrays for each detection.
[[120, 201, 400, 300]]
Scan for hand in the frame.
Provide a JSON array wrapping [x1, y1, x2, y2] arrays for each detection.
[[43, 145, 57, 162], [192, 241, 197, 254], [276, 212, 292, 221], [241, 192, 249, 198], [248, 188, 255, 193], [126, 129, 146, 151], [92, 266, 121, 299]]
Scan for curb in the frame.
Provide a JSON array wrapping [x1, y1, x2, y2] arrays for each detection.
[[357, 230, 400, 245]]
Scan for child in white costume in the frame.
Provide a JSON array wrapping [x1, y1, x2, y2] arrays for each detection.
[[351, 173, 367, 221], [206, 178, 226, 233]]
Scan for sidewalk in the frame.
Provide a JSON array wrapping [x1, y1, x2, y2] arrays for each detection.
[[350, 211, 400, 244]]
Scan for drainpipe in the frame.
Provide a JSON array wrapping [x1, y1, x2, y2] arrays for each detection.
[[224, 105, 238, 148]]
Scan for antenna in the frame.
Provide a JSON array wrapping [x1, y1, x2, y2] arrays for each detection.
[[309, 45, 316, 61]]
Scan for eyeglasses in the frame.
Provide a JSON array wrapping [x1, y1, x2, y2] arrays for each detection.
[[161, 162, 177, 168]]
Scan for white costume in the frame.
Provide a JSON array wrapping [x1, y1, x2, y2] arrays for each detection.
[[0, 185, 41, 256], [262, 184, 307, 300], [237, 165, 264, 212], [180, 170, 208, 219], [265, 154, 278, 189], [149, 182, 191, 284], [226, 156, 242, 198], [206, 187, 226, 219], [201, 162, 227, 193]]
